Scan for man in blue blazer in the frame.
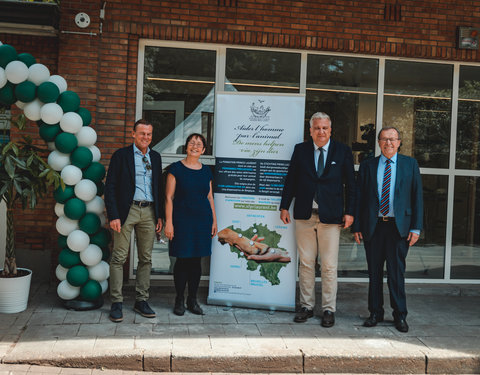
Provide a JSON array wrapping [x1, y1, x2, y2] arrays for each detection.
[[353, 127, 423, 333], [105, 119, 164, 322], [280, 112, 355, 327]]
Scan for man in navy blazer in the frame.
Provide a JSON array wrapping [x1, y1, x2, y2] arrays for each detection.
[[280, 112, 355, 327], [105, 119, 164, 322], [353, 127, 423, 333]]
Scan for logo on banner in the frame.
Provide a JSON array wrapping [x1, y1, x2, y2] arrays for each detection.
[[250, 99, 271, 121]]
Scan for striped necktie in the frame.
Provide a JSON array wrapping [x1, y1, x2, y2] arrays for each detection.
[[379, 159, 392, 216]]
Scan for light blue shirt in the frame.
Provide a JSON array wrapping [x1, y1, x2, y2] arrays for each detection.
[[314, 139, 330, 171], [377, 152, 420, 235], [133, 144, 153, 202]]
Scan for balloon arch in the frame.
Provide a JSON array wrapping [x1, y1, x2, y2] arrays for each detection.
[[0, 41, 111, 306]]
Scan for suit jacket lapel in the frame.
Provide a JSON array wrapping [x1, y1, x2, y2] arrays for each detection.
[[324, 139, 335, 174], [306, 140, 316, 177], [372, 156, 380, 200], [394, 154, 402, 198]]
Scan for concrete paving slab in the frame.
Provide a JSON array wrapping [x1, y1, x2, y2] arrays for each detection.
[[27, 312, 67, 326], [152, 324, 189, 337], [63, 311, 102, 325], [256, 323, 295, 337]]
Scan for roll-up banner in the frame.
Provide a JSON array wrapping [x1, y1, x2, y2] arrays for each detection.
[[208, 92, 305, 311]]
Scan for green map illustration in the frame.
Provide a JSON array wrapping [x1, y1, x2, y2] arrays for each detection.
[[225, 223, 288, 286]]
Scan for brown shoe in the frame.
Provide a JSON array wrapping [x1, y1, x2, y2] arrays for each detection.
[[321, 310, 335, 328], [293, 307, 314, 323]]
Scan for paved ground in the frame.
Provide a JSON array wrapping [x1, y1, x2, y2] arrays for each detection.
[[0, 282, 479, 374]]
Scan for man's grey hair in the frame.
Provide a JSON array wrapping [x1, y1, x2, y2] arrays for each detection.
[[309, 112, 331, 127], [378, 126, 402, 140]]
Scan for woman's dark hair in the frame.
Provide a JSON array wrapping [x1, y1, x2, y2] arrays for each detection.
[[184, 133, 207, 150]]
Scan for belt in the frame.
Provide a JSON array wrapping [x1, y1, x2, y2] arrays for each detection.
[[378, 216, 395, 222], [132, 200, 153, 207]]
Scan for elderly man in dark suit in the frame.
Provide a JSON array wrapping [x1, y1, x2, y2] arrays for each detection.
[[353, 127, 423, 333], [280, 112, 355, 327], [105, 119, 164, 323]]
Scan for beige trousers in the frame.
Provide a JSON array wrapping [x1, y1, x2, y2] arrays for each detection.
[[110, 204, 155, 303], [295, 215, 341, 312]]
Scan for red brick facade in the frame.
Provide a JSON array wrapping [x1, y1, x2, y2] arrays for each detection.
[[2, 0, 479, 274]]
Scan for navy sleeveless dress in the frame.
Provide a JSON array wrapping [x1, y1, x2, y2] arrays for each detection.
[[168, 161, 213, 258]]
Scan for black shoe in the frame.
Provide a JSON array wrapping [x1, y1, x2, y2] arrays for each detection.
[[174, 296, 185, 316], [133, 300, 156, 318], [187, 296, 204, 315], [293, 307, 314, 323], [321, 310, 335, 328], [109, 302, 123, 323], [363, 313, 384, 327], [394, 318, 409, 333]]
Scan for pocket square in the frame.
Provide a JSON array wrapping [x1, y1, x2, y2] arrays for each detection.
[[331, 161, 336, 165]]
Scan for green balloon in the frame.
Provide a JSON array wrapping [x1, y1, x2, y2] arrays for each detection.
[[77, 107, 92, 126], [14, 81, 36, 103], [101, 248, 110, 261], [66, 265, 89, 287], [83, 162, 106, 183], [90, 228, 111, 248], [17, 53, 36, 67], [57, 90, 80, 113], [0, 82, 15, 106], [79, 213, 101, 235], [0, 44, 17, 68], [55, 132, 78, 154], [58, 248, 81, 268], [37, 81, 60, 103], [71, 146, 93, 169], [58, 235, 68, 249], [80, 280, 102, 301], [96, 181, 105, 196], [64, 198, 86, 220], [39, 124, 61, 142], [54, 185, 75, 203]]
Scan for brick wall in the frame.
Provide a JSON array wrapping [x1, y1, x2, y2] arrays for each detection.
[[3, 0, 480, 273]]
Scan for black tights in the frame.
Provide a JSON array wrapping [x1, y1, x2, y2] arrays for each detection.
[[173, 257, 201, 299]]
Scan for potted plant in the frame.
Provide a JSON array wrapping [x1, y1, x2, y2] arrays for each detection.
[[0, 112, 61, 313]]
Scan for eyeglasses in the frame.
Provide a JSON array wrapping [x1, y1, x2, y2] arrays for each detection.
[[142, 156, 152, 171], [188, 141, 204, 148], [379, 138, 399, 143]]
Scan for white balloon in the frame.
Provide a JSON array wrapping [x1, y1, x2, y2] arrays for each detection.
[[48, 74, 67, 93], [99, 279, 108, 294], [54, 202, 65, 217], [74, 179, 97, 202], [57, 280, 80, 300], [55, 264, 68, 281], [60, 112, 83, 134], [67, 229, 90, 252], [99, 213, 106, 227], [5, 60, 29, 84], [0, 67, 7, 89], [85, 196, 105, 215], [76, 126, 97, 146], [100, 260, 110, 277], [88, 145, 101, 162], [56, 215, 79, 236], [61, 165, 83, 186], [40, 102, 63, 125], [23, 98, 44, 121], [80, 244, 103, 266], [15, 100, 26, 109], [47, 142, 56, 151], [28, 63, 50, 86], [88, 262, 108, 281], [47, 150, 70, 171]]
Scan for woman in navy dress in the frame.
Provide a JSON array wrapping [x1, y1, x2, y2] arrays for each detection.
[[164, 133, 217, 315]]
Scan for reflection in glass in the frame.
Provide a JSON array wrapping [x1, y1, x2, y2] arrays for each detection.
[[306, 55, 378, 163], [225, 49, 301, 93], [143, 46, 216, 155], [456, 66, 480, 170], [384, 61, 452, 168], [452, 176, 480, 279]]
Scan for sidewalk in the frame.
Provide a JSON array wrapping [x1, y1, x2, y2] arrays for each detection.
[[1, 282, 479, 374]]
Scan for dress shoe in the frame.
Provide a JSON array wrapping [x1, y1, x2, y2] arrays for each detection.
[[321, 310, 335, 328], [293, 307, 314, 323], [109, 302, 123, 323], [187, 296, 204, 315], [133, 300, 156, 318], [363, 313, 384, 327], [174, 296, 185, 316], [394, 318, 409, 333]]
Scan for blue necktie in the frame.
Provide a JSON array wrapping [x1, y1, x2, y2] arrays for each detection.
[[315, 148, 324, 203]]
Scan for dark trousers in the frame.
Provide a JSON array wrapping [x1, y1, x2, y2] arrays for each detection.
[[173, 257, 202, 299], [364, 221, 409, 320]]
